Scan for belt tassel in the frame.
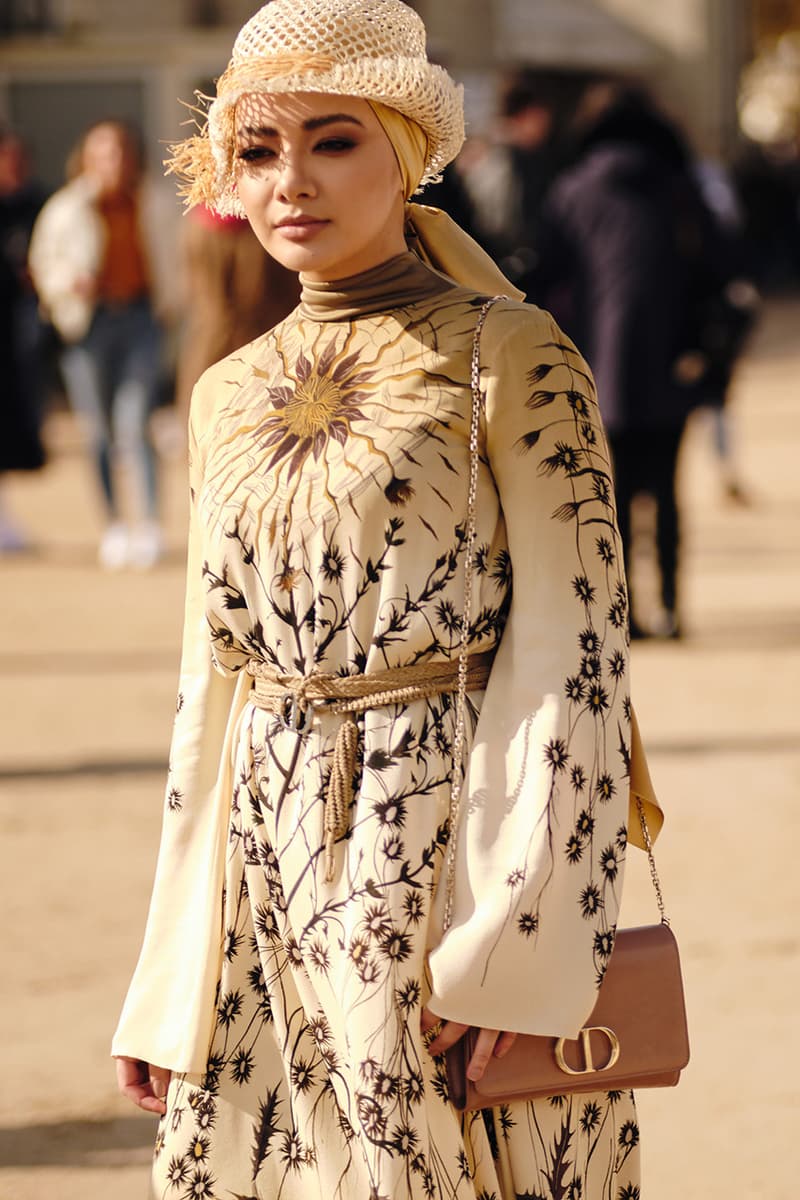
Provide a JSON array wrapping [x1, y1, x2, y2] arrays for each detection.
[[325, 713, 359, 882]]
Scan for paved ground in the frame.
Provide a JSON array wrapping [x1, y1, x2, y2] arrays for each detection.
[[1, 301, 798, 1200]]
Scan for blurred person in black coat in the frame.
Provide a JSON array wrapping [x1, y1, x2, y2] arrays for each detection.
[[532, 83, 729, 638], [461, 68, 567, 294], [0, 128, 48, 553]]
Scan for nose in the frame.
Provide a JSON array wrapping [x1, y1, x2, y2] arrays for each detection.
[[274, 151, 316, 203]]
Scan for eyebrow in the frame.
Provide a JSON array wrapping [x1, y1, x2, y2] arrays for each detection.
[[237, 113, 366, 139]]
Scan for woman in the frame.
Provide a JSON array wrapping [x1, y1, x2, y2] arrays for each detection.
[[114, 2, 640, 1196], [29, 120, 176, 568]]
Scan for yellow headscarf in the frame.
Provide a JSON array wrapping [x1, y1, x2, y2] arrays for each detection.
[[368, 101, 525, 302]]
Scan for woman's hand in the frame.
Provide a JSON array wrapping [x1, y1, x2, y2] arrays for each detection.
[[115, 1055, 171, 1115], [421, 1006, 517, 1082]]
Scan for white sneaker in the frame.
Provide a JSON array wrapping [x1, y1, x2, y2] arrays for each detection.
[[128, 520, 164, 569], [98, 522, 130, 569]]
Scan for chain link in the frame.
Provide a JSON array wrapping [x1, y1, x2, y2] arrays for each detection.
[[636, 796, 669, 925], [442, 296, 504, 933]]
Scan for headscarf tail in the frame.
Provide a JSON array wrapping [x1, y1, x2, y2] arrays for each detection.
[[405, 203, 525, 300]]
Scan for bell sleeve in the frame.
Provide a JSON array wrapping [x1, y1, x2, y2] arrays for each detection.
[[428, 305, 632, 1039], [112, 383, 250, 1074]]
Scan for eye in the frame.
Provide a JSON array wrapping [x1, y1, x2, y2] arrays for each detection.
[[237, 145, 276, 163], [314, 136, 357, 154]]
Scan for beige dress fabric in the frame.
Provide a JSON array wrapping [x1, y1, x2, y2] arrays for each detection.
[[114, 254, 641, 1199]]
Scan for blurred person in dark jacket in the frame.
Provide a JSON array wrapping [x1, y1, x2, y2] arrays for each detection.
[[0, 128, 48, 553], [462, 68, 565, 294], [533, 82, 728, 638]]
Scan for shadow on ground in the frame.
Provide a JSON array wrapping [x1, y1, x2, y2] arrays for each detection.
[[0, 1116, 156, 1169], [0, 758, 167, 782]]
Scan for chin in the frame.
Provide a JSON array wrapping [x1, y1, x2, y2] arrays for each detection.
[[265, 238, 331, 276], [268, 243, 358, 282]]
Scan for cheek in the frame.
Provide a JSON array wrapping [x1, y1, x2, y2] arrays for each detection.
[[369, 149, 403, 204], [350, 153, 403, 230], [235, 172, 263, 215], [236, 176, 272, 235]]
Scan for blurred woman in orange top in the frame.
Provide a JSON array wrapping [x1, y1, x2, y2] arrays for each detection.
[[30, 119, 178, 568]]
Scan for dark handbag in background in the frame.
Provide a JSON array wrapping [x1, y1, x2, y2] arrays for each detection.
[[441, 299, 690, 1112]]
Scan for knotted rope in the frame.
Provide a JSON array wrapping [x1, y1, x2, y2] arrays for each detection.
[[246, 651, 495, 882]]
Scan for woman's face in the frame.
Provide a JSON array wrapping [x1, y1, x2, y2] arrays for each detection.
[[81, 123, 138, 195], [234, 92, 407, 281]]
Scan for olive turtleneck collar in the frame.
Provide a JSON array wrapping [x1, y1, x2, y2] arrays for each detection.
[[299, 251, 455, 322]]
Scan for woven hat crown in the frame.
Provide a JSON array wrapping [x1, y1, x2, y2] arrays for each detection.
[[232, 0, 427, 65], [169, 0, 464, 216]]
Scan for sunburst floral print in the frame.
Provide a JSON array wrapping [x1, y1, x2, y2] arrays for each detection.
[[251, 342, 377, 477]]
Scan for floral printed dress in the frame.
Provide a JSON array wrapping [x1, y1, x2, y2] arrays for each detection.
[[113, 254, 641, 1200]]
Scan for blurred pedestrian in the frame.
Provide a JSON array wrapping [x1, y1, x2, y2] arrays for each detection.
[[690, 157, 760, 503], [0, 127, 47, 553], [462, 68, 564, 294], [29, 119, 178, 568], [174, 203, 299, 413], [534, 83, 725, 638]]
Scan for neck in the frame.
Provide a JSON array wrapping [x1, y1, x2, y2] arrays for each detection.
[[299, 251, 454, 321]]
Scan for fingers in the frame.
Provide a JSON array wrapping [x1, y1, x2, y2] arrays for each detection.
[[493, 1029, 517, 1059], [465, 1027, 501, 1081], [427, 1020, 470, 1057], [467, 1029, 517, 1079], [421, 1008, 517, 1083], [421, 1006, 470, 1058], [420, 1006, 441, 1036], [115, 1056, 170, 1116], [150, 1065, 171, 1104]]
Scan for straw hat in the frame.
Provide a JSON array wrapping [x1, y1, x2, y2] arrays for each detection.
[[170, 0, 465, 217]]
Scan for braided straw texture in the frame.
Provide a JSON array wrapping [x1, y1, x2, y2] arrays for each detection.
[[168, 0, 465, 217]]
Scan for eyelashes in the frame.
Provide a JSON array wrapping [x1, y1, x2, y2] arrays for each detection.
[[237, 146, 274, 162], [315, 137, 357, 152]]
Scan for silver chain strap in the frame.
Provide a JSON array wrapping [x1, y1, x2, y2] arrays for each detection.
[[442, 297, 504, 933], [636, 796, 669, 925], [442, 296, 669, 933]]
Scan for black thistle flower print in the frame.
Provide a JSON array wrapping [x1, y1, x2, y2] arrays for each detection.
[[145, 296, 637, 1198], [566, 834, 584, 864], [572, 574, 597, 606], [580, 883, 603, 919], [580, 1100, 602, 1133], [518, 911, 539, 936], [545, 738, 570, 772], [594, 929, 615, 959]]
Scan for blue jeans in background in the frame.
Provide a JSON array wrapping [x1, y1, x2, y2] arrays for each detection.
[[60, 298, 162, 521]]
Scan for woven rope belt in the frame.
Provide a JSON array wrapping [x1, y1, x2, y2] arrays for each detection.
[[246, 650, 495, 882]]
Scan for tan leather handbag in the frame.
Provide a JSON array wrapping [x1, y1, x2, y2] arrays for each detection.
[[444, 799, 690, 1109], [441, 299, 690, 1111]]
